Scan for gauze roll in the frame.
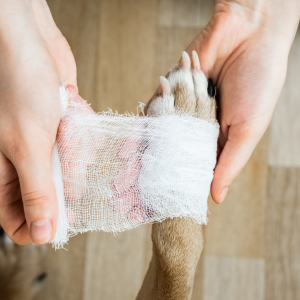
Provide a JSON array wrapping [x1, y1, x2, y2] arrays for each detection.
[[50, 86, 219, 249]]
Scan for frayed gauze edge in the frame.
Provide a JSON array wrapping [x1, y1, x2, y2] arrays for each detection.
[[50, 86, 219, 249]]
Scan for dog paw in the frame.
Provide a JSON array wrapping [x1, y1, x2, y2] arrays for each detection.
[[147, 50, 217, 120], [111, 51, 217, 225]]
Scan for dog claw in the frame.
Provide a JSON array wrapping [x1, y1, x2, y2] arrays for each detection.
[[181, 51, 191, 71]]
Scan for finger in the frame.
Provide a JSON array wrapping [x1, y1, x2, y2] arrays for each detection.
[[110, 189, 139, 213], [14, 150, 58, 245], [113, 162, 140, 194], [118, 120, 144, 161], [118, 135, 143, 160], [58, 85, 100, 201], [66, 85, 94, 112], [127, 204, 148, 224], [66, 208, 76, 224], [210, 136, 257, 204], [0, 152, 32, 244]]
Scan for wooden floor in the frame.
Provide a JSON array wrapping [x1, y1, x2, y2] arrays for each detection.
[[34, 1, 300, 299]]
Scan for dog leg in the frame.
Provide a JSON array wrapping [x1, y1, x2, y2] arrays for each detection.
[[136, 51, 217, 300]]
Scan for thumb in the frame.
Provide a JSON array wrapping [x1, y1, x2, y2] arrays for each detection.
[[210, 132, 258, 204], [15, 150, 58, 244]]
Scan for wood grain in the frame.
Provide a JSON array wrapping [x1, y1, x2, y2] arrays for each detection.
[[152, 27, 202, 83], [34, 1, 299, 300], [37, 235, 86, 300], [141, 224, 153, 277], [265, 167, 300, 300], [204, 132, 269, 258], [94, 0, 157, 113], [191, 237, 205, 300], [202, 255, 265, 300], [268, 31, 300, 166], [47, 0, 102, 104], [157, 0, 214, 28], [83, 227, 150, 300]]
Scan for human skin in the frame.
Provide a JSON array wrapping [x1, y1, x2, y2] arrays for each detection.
[[184, 0, 300, 203], [0, 0, 77, 244], [0, 0, 299, 245]]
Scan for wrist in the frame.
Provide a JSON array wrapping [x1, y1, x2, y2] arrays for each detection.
[[0, 0, 58, 39], [215, 0, 299, 46], [216, 0, 300, 20], [0, 0, 61, 59]]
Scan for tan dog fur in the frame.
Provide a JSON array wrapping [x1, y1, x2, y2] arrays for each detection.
[[136, 51, 217, 300], [0, 52, 216, 300]]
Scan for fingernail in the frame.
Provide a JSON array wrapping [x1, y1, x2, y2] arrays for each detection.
[[66, 84, 76, 94], [31, 219, 52, 244], [219, 188, 228, 204]]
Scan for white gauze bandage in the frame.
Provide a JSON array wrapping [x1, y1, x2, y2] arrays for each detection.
[[50, 86, 219, 249]]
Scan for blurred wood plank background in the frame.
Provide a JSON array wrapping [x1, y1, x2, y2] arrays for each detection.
[[35, 0, 300, 299]]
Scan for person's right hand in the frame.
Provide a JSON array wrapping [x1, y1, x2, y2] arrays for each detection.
[[0, 0, 77, 244], [184, 0, 300, 204]]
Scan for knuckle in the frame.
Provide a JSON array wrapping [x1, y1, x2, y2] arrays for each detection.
[[0, 218, 31, 245], [6, 232, 19, 244], [0, 178, 18, 199], [10, 235, 30, 245], [2, 137, 28, 165], [0, 185, 9, 202], [0, 224, 16, 244], [22, 191, 49, 207]]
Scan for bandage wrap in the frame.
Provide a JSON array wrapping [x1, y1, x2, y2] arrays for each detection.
[[51, 86, 219, 249]]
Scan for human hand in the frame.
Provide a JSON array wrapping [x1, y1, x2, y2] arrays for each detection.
[[185, 0, 300, 203], [0, 0, 77, 244]]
